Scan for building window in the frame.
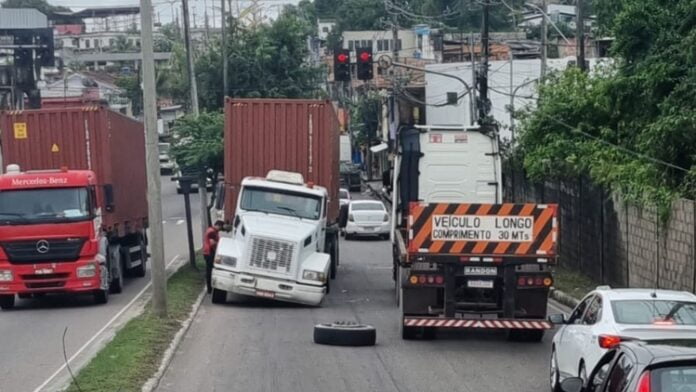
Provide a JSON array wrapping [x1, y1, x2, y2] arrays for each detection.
[[384, 39, 390, 51], [360, 40, 368, 48], [397, 39, 402, 51], [377, 40, 383, 51], [94, 39, 100, 48], [322, 26, 329, 33], [109, 39, 115, 47], [85, 39, 90, 48], [71, 38, 79, 47], [348, 40, 354, 50]]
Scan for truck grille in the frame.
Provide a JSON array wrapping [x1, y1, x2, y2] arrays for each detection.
[[249, 237, 294, 273], [2, 238, 86, 264]]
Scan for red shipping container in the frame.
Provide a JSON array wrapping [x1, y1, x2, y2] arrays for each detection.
[[223, 98, 340, 223], [0, 107, 148, 236]]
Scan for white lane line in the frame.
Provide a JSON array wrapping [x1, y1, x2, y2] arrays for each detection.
[[176, 220, 185, 225], [32, 255, 181, 392]]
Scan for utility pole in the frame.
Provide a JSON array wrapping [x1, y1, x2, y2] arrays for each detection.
[[140, 0, 167, 317], [479, 0, 490, 122], [182, 0, 200, 115], [541, 0, 548, 78], [577, 0, 586, 71], [221, 0, 228, 101]]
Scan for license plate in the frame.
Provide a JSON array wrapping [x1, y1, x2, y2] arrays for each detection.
[[255, 290, 275, 299], [467, 280, 494, 289], [362, 226, 377, 231], [464, 267, 497, 276]]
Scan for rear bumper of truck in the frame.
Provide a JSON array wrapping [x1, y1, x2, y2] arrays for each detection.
[[212, 269, 326, 306], [0, 260, 101, 295], [404, 317, 552, 330]]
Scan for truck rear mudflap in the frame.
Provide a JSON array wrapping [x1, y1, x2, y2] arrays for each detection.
[[404, 317, 553, 330]]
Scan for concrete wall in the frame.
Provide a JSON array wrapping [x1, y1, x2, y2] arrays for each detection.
[[504, 164, 696, 293]]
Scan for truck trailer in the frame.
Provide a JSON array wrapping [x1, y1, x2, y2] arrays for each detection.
[[392, 125, 558, 340], [0, 107, 148, 309], [211, 98, 340, 306]]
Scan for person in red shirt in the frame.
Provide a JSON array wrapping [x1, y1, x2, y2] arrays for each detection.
[[203, 220, 224, 293]]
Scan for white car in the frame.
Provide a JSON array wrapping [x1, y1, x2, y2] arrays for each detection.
[[549, 287, 696, 391], [339, 188, 351, 207], [345, 200, 390, 240]]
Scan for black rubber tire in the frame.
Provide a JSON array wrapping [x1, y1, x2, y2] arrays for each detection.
[[211, 288, 227, 304], [132, 235, 147, 278], [0, 294, 15, 310], [550, 348, 562, 392], [109, 246, 124, 294], [314, 322, 376, 347], [401, 324, 418, 340], [94, 289, 109, 305], [18, 293, 32, 299]]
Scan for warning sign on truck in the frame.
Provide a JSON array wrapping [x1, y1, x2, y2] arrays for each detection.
[[408, 203, 558, 257]]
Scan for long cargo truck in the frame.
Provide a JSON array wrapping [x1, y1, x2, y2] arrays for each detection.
[[0, 107, 149, 310], [210, 98, 340, 306], [392, 125, 558, 340]]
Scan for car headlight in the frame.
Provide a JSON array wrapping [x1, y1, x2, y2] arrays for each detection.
[[77, 264, 97, 278], [215, 255, 237, 267], [303, 270, 326, 283], [0, 270, 13, 282]]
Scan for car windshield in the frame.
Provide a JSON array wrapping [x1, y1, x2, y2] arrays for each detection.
[[0, 188, 90, 225], [652, 365, 696, 391], [612, 300, 696, 325], [351, 202, 383, 211], [241, 186, 321, 220], [339, 190, 349, 199]]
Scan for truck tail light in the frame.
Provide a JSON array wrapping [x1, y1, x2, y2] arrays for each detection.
[[517, 275, 553, 288], [435, 275, 444, 285], [598, 334, 622, 349], [636, 371, 651, 392], [409, 274, 445, 286]]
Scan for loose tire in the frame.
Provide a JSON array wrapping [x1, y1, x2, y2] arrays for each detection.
[[550, 348, 561, 392], [211, 288, 227, 304], [313, 322, 376, 347], [0, 295, 15, 310]]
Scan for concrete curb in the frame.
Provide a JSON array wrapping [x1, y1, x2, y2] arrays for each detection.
[[141, 287, 206, 392], [550, 288, 580, 309]]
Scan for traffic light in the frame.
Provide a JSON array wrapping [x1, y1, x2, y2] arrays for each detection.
[[334, 49, 351, 82], [356, 48, 373, 80]]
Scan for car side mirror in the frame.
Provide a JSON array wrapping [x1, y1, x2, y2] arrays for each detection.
[[548, 313, 566, 324], [560, 377, 583, 392]]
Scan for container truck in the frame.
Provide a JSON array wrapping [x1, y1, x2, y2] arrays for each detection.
[[0, 107, 148, 310], [210, 99, 340, 306], [391, 125, 558, 340]]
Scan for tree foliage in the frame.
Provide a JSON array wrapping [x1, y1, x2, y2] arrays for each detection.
[[517, 0, 696, 215], [170, 112, 224, 176]]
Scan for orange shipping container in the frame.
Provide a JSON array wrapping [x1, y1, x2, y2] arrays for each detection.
[[223, 98, 340, 223]]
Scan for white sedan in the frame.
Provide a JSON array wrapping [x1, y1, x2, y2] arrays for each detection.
[[339, 188, 351, 207], [345, 200, 390, 240], [549, 287, 696, 391]]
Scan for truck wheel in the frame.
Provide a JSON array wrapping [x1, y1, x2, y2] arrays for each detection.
[[211, 288, 227, 304], [329, 238, 338, 280], [313, 322, 376, 346], [94, 289, 109, 305], [94, 264, 110, 304], [132, 235, 147, 278], [109, 245, 123, 294], [0, 295, 15, 310]]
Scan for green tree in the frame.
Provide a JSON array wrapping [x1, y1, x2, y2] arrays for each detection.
[[517, 0, 696, 214], [170, 112, 224, 181], [115, 74, 143, 116]]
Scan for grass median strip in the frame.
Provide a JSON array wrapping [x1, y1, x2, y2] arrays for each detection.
[[553, 265, 599, 301], [65, 259, 204, 392]]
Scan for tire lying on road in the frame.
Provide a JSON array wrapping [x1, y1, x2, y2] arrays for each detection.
[[313, 321, 376, 347]]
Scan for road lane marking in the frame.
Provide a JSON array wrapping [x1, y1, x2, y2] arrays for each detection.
[[32, 255, 181, 392]]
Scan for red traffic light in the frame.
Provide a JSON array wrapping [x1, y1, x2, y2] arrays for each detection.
[[359, 52, 371, 62], [337, 53, 349, 63]]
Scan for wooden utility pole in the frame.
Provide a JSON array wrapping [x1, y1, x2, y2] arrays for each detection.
[[140, 0, 167, 317], [182, 0, 200, 115], [479, 0, 490, 121], [577, 0, 586, 71]]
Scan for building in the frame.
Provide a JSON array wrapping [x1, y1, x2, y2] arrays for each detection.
[[40, 71, 132, 115], [317, 19, 336, 41], [342, 26, 439, 61]]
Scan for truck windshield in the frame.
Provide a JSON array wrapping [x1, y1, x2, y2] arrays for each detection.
[[241, 186, 321, 220], [0, 188, 90, 225]]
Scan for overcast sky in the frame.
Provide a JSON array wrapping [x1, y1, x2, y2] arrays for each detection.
[[48, 0, 300, 26]]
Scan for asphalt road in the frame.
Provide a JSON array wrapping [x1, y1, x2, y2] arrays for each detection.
[[0, 176, 203, 392], [157, 193, 568, 392]]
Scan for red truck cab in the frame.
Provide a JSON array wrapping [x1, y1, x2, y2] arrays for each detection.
[[0, 166, 109, 309]]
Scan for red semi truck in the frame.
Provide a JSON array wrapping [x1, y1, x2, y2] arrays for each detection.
[[0, 107, 148, 310]]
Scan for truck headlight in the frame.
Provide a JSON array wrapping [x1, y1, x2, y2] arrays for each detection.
[[215, 255, 237, 267], [303, 270, 326, 283], [77, 264, 97, 278], [0, 270, 13, 282]]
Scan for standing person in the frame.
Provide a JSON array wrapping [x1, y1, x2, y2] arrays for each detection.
[[203, 220, 224, 294]]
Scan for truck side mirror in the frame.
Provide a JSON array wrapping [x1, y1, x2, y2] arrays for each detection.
[[338, 204, 348, 228], [233, 215, 240, 228], [103, 184, 115, 212]]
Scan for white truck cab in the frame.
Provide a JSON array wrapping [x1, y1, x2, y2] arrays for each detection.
[[211, 170, 337, 306]]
